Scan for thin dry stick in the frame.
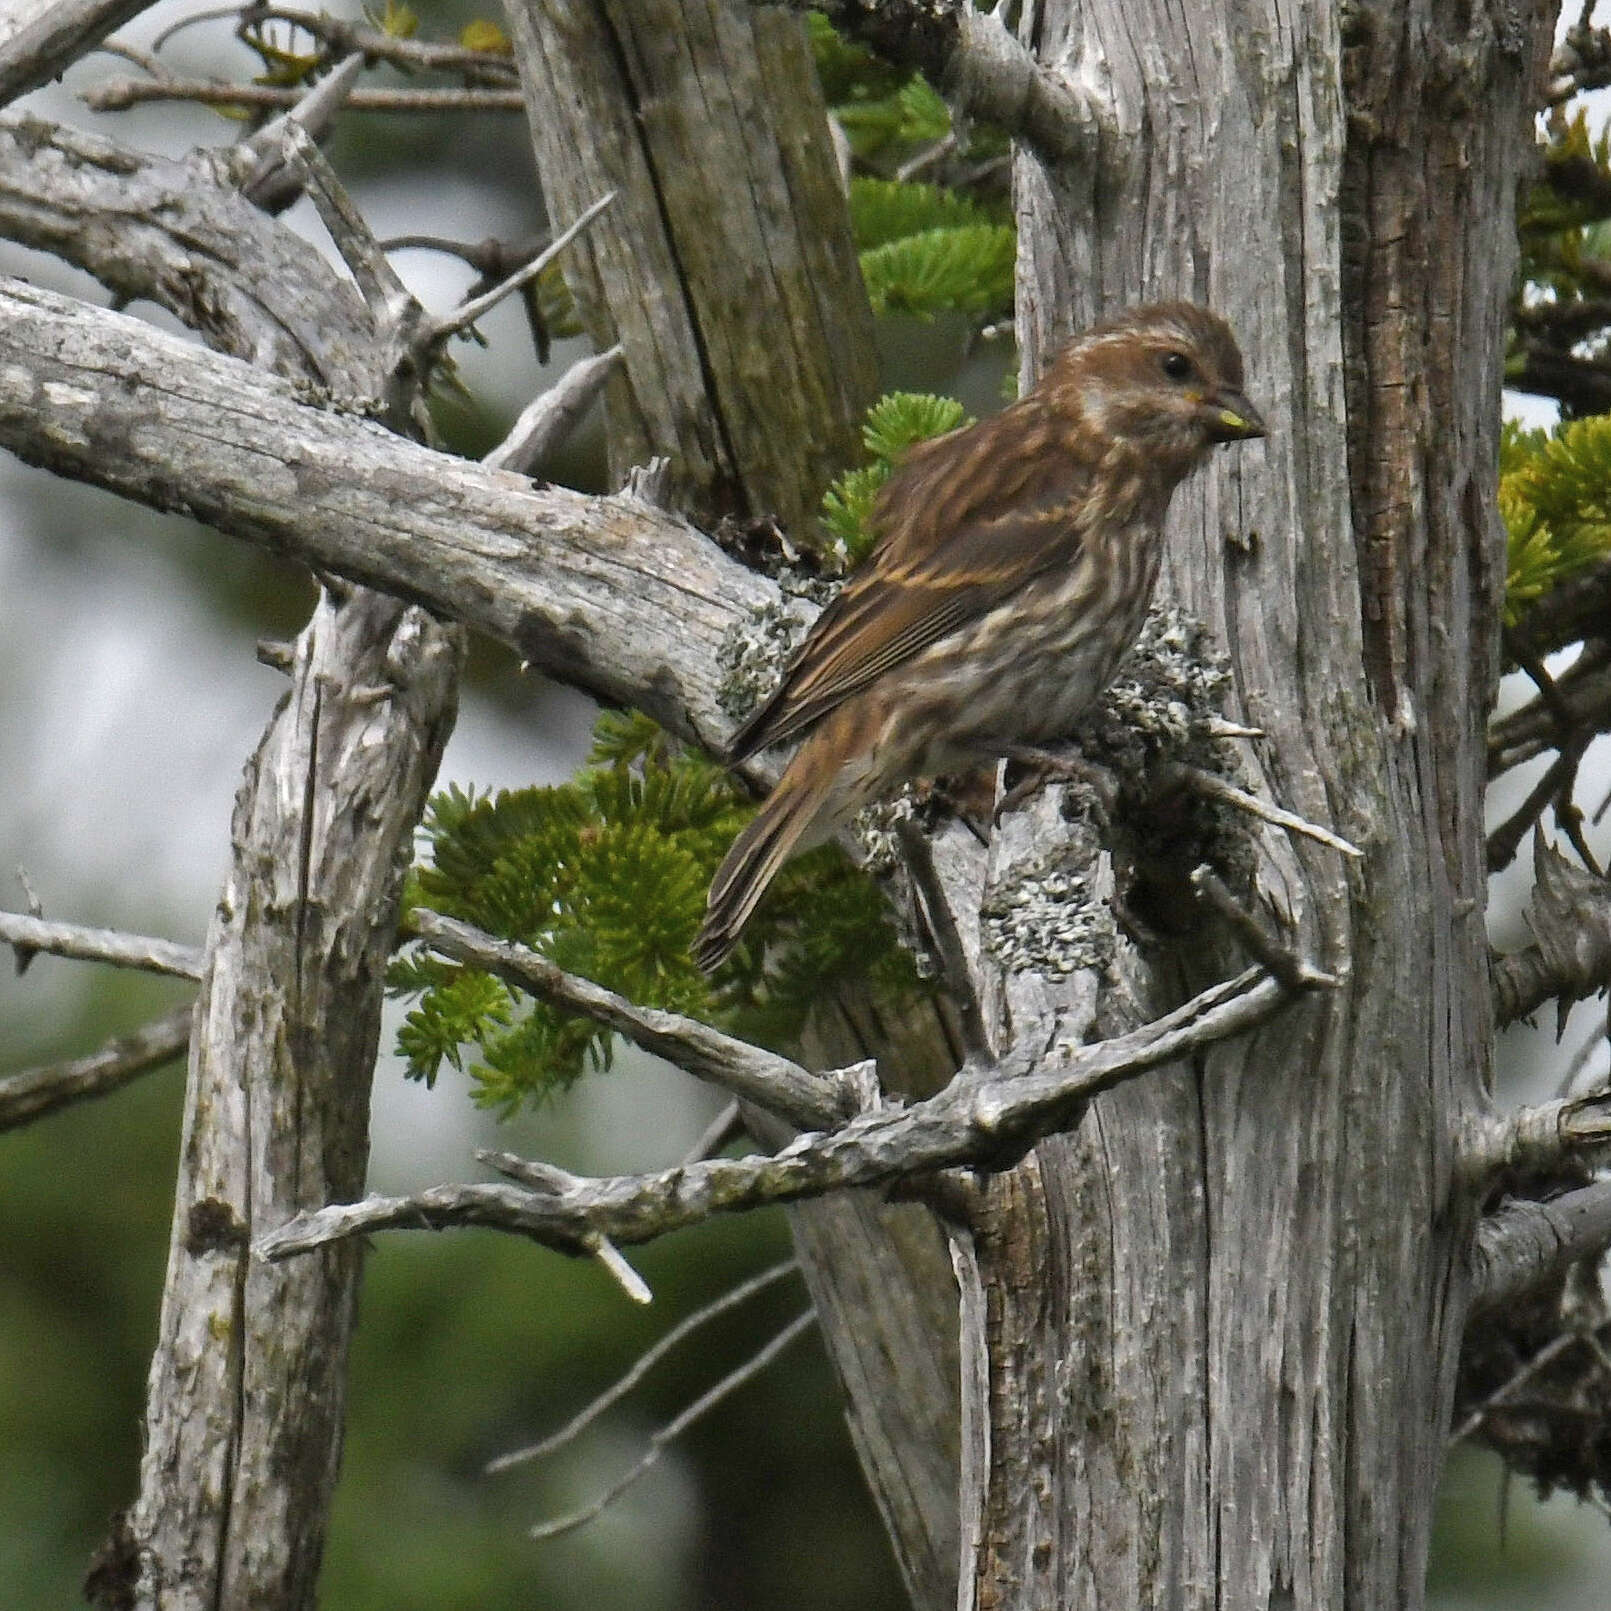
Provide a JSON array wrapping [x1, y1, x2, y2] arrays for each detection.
[[0, 1005, 192, 1131], [893, 819, 990, 1057], [0, 911, 203, 980], [1167, 763, 1365, 859], [1190, 865, 1334, 992], [82, 77, 524, 113], [487, 1258, 801, 1473], [528, 1308, 817, 1541], [1449, 1333, 1580, 1445], [429, 193, 617, 345], [481, 1151, 652, 1304], [484, 346, 623, 474], [680, 1100, 743, 1165]]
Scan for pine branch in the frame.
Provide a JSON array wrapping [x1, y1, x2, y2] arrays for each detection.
[[406, 910, 849, 1132]]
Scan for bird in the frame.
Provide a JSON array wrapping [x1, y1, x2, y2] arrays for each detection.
[[692, 301, 1266, 972]]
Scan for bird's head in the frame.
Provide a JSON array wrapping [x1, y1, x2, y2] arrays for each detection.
[[1045, 302, 1267, 471]]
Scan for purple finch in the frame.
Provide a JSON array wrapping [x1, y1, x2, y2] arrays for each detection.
[[694, 302, 1265, 971]]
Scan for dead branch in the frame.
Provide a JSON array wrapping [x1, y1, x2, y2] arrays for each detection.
[[1470, 1179, 1611, 1313], [0, 1006, 191, 1130], [0, 910, 203, 979], [406, 910, 846, 1132], [487, 1258, 800, 1472], [761, 0, 1100, 166], [1459, 1090, 1611, 1189], [0, 272, 778, 754], [257, 964, 1304, 1264], [81, 75, 523, 113], [483, 345, 622, 474], [527, 1308, 817, 1540], [1490, 836, 1611, 1029], [0, 0, 150, 105]]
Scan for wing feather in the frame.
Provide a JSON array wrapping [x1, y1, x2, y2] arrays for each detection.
[[727, 406, 1094, 762]]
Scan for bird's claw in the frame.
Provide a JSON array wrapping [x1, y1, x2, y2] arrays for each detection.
[[994, 745, 1118, 828]]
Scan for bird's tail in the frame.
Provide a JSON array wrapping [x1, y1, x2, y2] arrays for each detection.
[[693, 764, 832, 972]]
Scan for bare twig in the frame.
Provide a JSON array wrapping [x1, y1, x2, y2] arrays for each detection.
[[0, 1005, 192, 1131], [680, 1099, 744, 1165], [1488, 642, 1611, 778], [527, 1309, 817, 1540], [230, 6, 519, 81], [257, 964, 1304, 1263], [239, 54, 363, 213], [483, 345, 622, 474], [584, 1233, 653, 1304], [486, 1258, 801, 1472], [81, 76, 524, 113], [274, 119, 416, 343], [1487, 744, 1591, 874], [426, 193, 615, 346], [0, 910, 203, 980], [407, 909, 846, 1132], [1162, 763, 1365, 859], [1189, 865, 1336, 992], [893, 819, 990, 1058], [1449, 1333, 1580, 1444], [480, 1149, 652, 1302]]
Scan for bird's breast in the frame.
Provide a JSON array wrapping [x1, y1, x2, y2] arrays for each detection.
[[862, 520, 1165, 784]]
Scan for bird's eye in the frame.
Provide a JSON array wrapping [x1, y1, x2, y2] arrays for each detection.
[[1161, 351, 1194, 381]]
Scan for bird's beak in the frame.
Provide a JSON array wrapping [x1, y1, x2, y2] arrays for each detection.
[[1206, 390, 1268, 442]]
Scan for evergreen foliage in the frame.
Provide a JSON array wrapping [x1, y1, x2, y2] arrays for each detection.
[[813, 18, 1016, 320], [390, 714, 926, 1111], [1499, 417, 1611, 624], [822, 391, 971, 563]]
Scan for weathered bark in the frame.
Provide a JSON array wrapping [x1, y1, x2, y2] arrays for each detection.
[[938, 3, 1555, 1608], [0, 4, 1567, 1606], [123, 591, 460, 1611], [504, 0, 878, 533]]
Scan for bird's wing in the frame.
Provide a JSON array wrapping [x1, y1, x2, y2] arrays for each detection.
[[726, 420, 1092, 762]]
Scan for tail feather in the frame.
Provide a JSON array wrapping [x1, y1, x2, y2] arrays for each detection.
[[693, 771, 828, 972]]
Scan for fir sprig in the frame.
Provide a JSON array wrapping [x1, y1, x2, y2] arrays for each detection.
[[822, 391, 971, 563], [390, 712, 925, 1111]]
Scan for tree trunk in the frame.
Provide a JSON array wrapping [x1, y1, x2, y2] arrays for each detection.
[[944, 3, 1553, 1606], [504, 0, 877, 532], [123, 593, 460, 1611]]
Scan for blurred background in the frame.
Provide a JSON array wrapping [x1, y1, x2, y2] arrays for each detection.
[[1, 3, 1608, 1607]]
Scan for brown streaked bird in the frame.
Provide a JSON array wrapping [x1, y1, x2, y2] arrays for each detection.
[[693, 302, 1266, 972]]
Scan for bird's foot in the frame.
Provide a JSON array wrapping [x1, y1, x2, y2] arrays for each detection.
[[995, 744, 1118, 828]]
